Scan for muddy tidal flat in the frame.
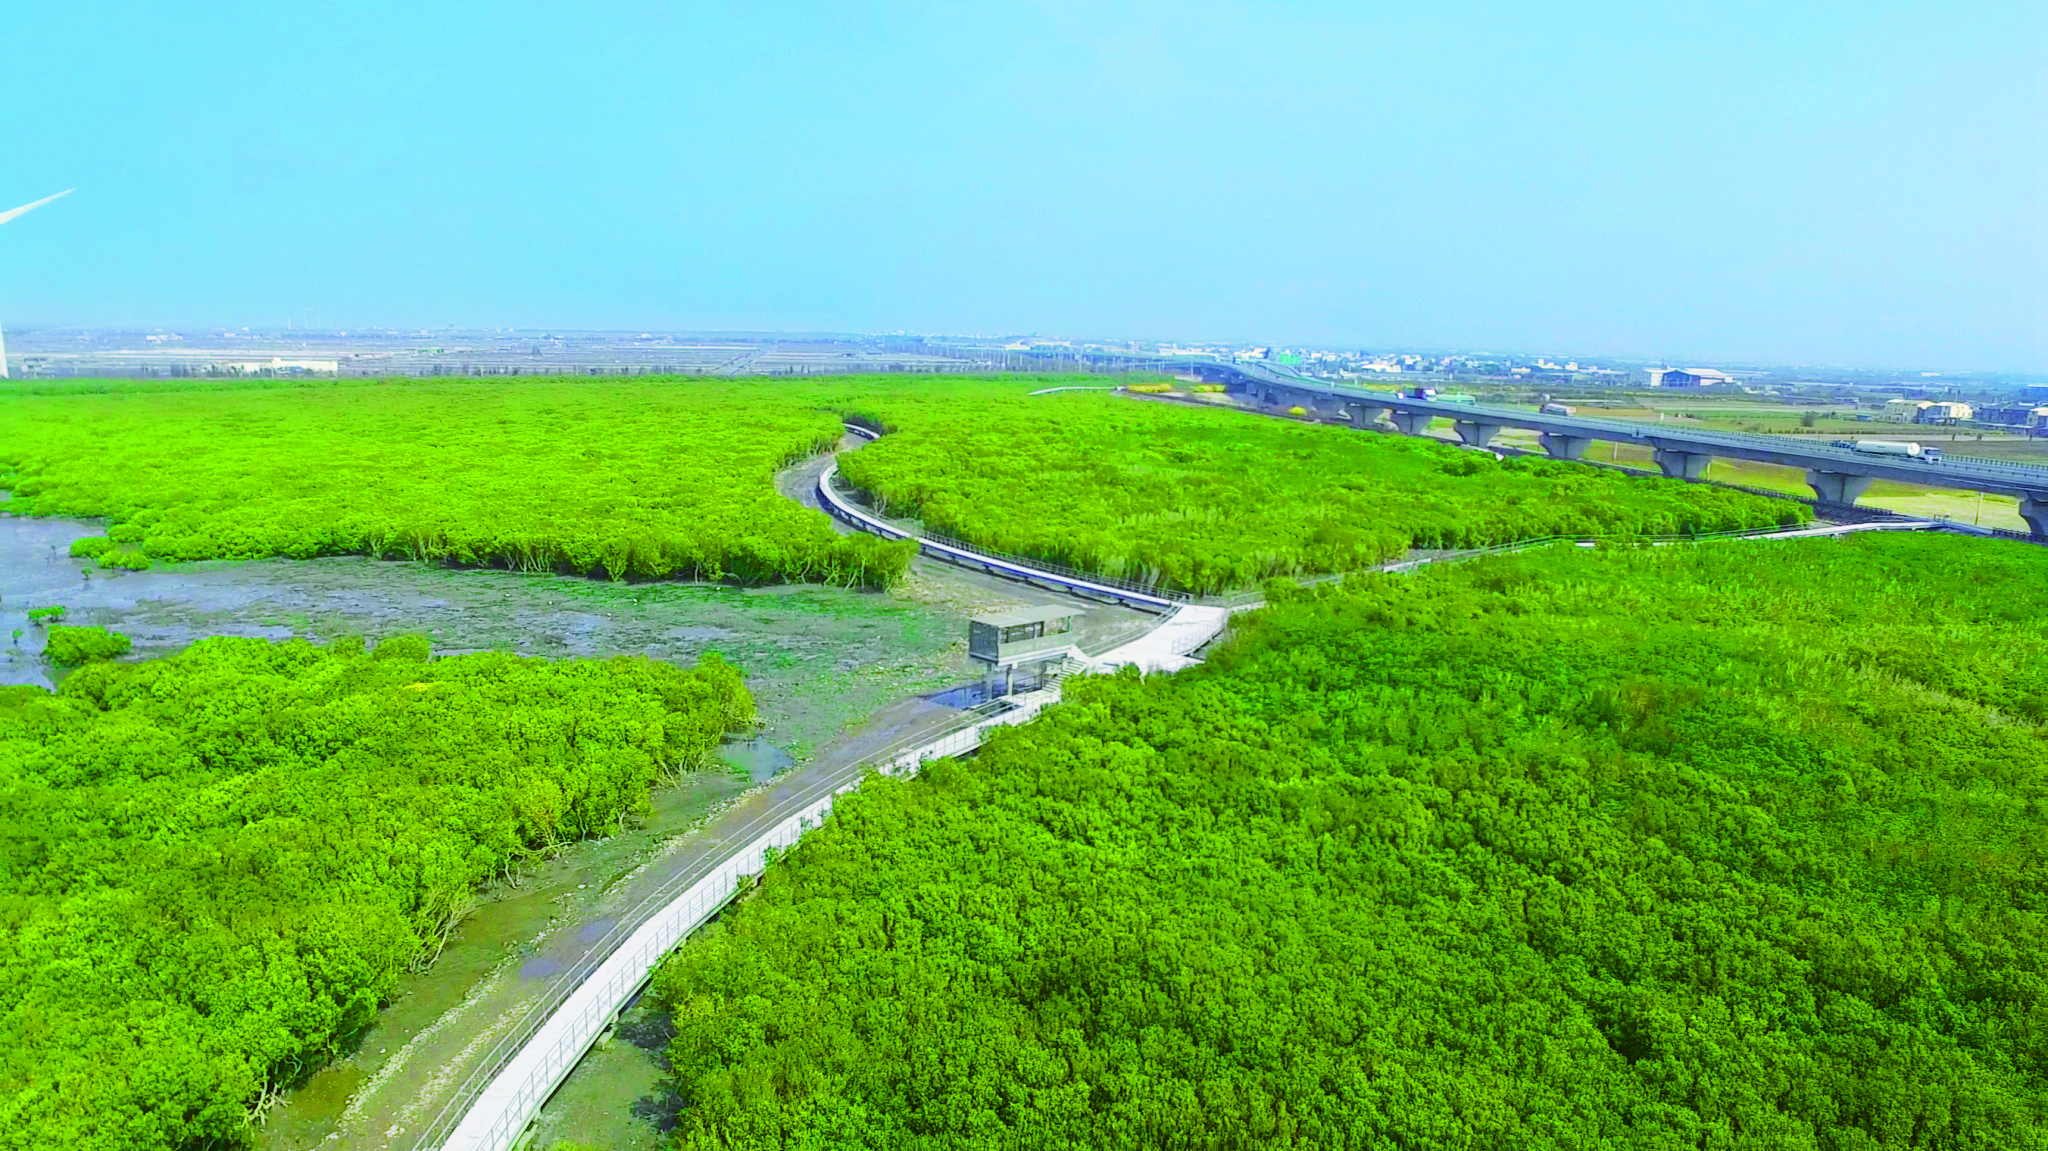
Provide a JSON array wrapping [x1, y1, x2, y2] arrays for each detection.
[[0, 514, 974, 758]]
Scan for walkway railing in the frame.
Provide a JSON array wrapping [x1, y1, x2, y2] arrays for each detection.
[[412, 423, 2032, 1151], [818, 462, 1186, 608], [415, 690, 1058, 1151], [421, 434, 1251, 1151]]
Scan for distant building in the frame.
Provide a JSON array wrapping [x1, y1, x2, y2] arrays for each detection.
[[1648, 367, 1735, 388], [1915, 401, 1972, 424], [225, 357, 339, 375], [1973, 402, 2042, 426], [1980, 404, 2048, 433]]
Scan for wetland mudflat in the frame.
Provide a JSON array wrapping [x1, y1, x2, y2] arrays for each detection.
[[0, 512, 982, 1150], [0, 513, 973, 756], [0, 506, 1158, 1151]]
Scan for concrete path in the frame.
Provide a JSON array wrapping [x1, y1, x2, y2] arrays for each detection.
[[339, 696, 969, 1151], [1087, 604, 1230, 674], [1738, 520, 1938, 540], [418, 435, 1208, 1151], [417, 428, 1957, 1151]]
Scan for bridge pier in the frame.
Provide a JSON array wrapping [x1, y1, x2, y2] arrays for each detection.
[[1345, 403, 1389, 428], [1389, 410, 1434, 436], [1453, 421, 1503, 449], [1539, 432, 1593, 461], [1806, 469, 1875, 507], [1653, 447, 1713, 480], [2021, 495, 2048, 537]]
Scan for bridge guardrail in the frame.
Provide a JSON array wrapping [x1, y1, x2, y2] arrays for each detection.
[[1317, 384, 2048, 484], [964, 348, 2048, 486]]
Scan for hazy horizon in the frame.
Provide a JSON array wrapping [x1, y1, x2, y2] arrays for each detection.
[[4, 1, 2043, 372], [14, 324, 2048, 381]]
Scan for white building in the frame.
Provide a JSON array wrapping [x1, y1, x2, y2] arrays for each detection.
[[1648, 367, 1735, 387], [226, 357, 339, 375]]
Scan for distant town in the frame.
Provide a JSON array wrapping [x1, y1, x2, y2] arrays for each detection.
[[5, 326, 2043, 435]]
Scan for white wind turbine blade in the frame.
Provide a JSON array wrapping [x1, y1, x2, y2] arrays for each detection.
[[0, 188, 74, 227], [1, 188, 76, 378]]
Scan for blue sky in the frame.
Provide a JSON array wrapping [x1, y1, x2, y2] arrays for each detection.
[[3, 1, 2041, 368]]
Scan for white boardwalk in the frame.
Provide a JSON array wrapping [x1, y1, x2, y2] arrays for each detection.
[[434, 686, 1065, 1151], [1087, 604, 1230, 675], [432, 459, 1215, 1151]]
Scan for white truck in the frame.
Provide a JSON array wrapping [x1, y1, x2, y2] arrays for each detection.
[[1830, 439, 1943, 463], [1540, 402, 1575, 416]]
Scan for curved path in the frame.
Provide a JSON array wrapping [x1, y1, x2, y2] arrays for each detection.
[[419, 425, 1925, 1151], [426, 692, 1066, 1151], [817, 457, 1179, 612], [419, 431, 1235, 1151], [815, 455, 1223, 673]]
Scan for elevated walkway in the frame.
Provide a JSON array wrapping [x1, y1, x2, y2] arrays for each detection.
[[426, 450, 1233, 1151], [817, 457, 1182, 610], [425, 684, 1067, 1151]]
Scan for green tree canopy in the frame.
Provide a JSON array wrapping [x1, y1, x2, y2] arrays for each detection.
[[653, 534, 2048, 1149], [0, 637, 754, 1150]]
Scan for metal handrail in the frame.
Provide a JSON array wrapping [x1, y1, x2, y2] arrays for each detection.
[[410, 446, 2033, 1149], [830, 423, 1192, 601], [817, 464, 1184, 607], [410, 691, 1045, 1151], [417, 427, 1224, 1150]]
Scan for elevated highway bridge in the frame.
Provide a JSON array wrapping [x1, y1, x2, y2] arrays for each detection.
[[989, 346, 2048, 536]]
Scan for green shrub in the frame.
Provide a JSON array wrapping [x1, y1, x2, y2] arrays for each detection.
[[2, 375, 1800, 596], [372, 634, 432, 662], [0, 638, 755, 1149], [25, 605, 65, 625], [96, 548, 152, 571], [67, 535, 113, 559], [42, 624, 131, 666], [0, 378, 912, 588], [651, 534, 2048, 1148], [838, 385, 1806, 592]]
